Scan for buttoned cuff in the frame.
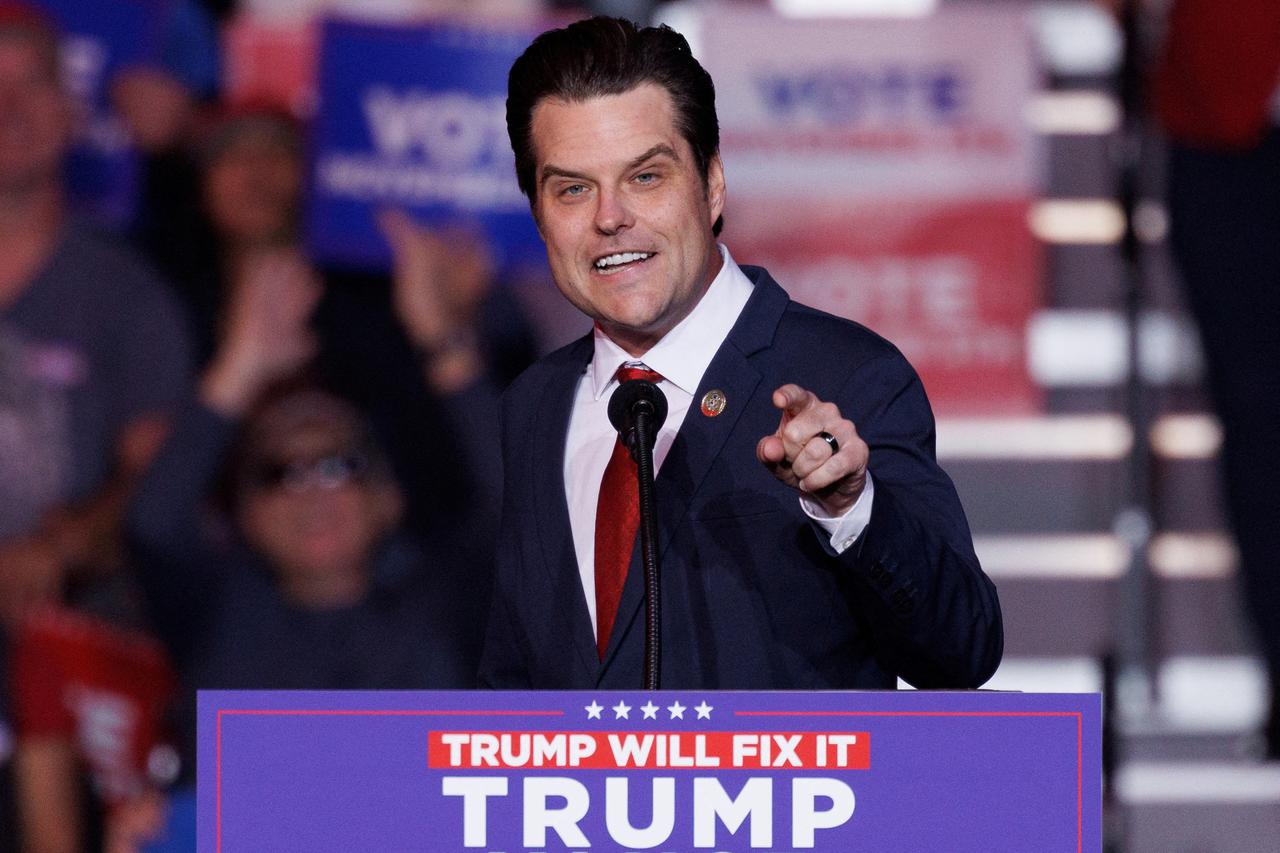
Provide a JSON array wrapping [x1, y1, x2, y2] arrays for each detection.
[[799, 471, 875, 554]]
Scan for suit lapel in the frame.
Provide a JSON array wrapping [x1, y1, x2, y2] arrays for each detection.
[[532, 336, 600, 681], [598, 268, 790, 679]]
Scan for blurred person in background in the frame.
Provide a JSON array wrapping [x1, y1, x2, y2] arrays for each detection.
[[0, 5, 190, 850], [27, 0, 222, 247], [10, 608, 177, 853], [144, 104, 537, 662], [155, 105, 306, 367], [163, 102, 534, 504], [121, 251, 482, 847], [110, 0, 222, 303], [1153, 0, 1280, 759]]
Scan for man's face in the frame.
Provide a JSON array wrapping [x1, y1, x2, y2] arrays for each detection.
[[529, 83, 725, 356], [0, 34, 70, 194]]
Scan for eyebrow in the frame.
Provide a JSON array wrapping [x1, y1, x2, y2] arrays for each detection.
[[539, 144, 681, 188]]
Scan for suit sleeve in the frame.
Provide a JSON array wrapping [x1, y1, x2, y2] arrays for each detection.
[[834, 352, 1003, 688], [477, 573, 533, 689]]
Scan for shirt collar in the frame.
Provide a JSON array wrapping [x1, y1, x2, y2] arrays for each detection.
[[589, 244, 755, 399]]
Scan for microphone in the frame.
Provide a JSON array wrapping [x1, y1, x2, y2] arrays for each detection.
[[607, 379, 669, 461], [606, 377, 668, 690]]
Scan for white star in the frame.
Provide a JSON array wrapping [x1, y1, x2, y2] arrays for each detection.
[[640, 701, 660, 720], [667, 701, 687, 720], [612, 700, 632, 720], [694, 701, 714, 720], [585, 700, 603, 720]]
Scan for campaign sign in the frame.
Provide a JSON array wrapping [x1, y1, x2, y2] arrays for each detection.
[[222, 13, 319, 118], [730, 198, 1042, 416], [701, 6, 1045, 414], [307, 19, 544, 275], [201, 690, 1099, 852]]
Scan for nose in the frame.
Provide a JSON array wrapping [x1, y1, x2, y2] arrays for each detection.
[[593, 186, 633, 235]]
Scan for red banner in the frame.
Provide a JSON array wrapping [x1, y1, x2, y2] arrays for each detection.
[[732, 198, 1042, 414]]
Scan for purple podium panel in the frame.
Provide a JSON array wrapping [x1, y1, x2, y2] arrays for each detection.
[[200, 690, 1099, 852]]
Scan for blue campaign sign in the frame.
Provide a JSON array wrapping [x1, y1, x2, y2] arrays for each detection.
[[306, 18, 545, 276], [34, 0, 166, 226], [201, 690, 1100, 852]]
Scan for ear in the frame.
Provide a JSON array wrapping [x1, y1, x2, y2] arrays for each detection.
[[706, 153, 726, 225]]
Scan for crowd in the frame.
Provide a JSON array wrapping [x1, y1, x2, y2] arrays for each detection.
[[0, 0, 1276, 850], [0, 1, 552, 849]]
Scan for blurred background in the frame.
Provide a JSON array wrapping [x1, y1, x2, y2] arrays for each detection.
[[0, 0, 1275, 850]]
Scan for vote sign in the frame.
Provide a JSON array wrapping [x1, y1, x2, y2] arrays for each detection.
[[703, 6, 1045, 415], [306, 18, 545, 275]]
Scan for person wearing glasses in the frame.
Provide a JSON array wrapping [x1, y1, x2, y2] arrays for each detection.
[[122, 254, 478, 809]]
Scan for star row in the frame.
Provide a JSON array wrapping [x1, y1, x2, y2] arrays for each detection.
[[584, 700, 713, 720]]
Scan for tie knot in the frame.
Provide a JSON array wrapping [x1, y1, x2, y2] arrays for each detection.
[[616, 364, 662, 385]]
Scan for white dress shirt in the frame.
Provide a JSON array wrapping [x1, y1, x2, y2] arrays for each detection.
[[563, 245, 875, 634]]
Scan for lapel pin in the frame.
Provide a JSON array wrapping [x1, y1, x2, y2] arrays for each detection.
[[700, 389, 727, 417]]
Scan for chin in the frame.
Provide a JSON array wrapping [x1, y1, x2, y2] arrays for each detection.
[[599, 313, 661, 340], [601, 296, 667, 328]]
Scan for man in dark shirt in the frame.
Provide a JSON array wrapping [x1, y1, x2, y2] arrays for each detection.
[[0, 7, 190, 848]]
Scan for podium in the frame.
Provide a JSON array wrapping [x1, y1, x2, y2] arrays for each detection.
[[200, 690, 1099, 851]]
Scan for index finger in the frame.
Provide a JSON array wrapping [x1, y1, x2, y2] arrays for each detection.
[[772, 384, 817, 416]]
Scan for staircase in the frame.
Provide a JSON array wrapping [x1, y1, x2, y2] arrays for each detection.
[[948, 3, 1279, 849]]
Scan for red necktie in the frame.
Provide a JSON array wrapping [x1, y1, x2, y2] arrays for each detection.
[[594, 365, 663, 659]]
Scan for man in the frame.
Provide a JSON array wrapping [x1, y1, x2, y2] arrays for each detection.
[[0, 3, 190, 625], [480, 17, 1001, 690], [1152, 0, 1280, 758], [0, 4, 190, 850]]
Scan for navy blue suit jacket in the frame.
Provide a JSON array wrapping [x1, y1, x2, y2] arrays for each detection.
[[479, 266, 1002, 690]]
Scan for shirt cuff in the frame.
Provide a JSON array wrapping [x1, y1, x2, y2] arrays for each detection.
[[799, 471, 875, 555]]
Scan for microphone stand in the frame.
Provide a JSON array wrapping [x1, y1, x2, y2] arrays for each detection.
[[609, 379, 668, 690], [632, 404, 662, 691], [1104, 3, 1157, 850]]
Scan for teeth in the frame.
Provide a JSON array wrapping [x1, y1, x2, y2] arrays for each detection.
[[595, 252, 651, 269]]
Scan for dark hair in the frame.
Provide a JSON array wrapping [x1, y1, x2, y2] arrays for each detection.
[[507, 16, 723, 235], [228, 382, 394, 503]]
